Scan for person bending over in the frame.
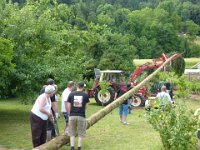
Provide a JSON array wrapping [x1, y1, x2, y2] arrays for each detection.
[[30, 85, 55, 147], [40, 78, 59, 140]]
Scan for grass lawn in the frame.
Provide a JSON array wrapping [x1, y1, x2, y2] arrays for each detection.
[[0, 95, 199, 150]]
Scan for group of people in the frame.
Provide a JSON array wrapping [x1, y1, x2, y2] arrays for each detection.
[[29, 78, 175, 149], [145, 84, 174, 110], [29, 78, 134, 149], [30, 79, 89, 150]]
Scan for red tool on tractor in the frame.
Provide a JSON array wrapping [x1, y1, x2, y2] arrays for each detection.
[[88, 53, 173, 107]]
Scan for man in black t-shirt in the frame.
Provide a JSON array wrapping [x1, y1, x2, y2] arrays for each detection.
[[67, 81, 89, 150]]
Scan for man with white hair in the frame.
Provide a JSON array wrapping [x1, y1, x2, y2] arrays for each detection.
[[156, 85, 173, 106]]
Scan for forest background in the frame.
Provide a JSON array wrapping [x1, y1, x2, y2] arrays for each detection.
[[1, 0, 200, 99]]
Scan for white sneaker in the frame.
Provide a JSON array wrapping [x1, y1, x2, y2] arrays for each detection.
[[123, 122, 129, 125]]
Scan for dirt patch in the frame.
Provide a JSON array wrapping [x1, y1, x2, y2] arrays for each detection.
[[0, 146, 7, 150], [189, 94, 200, 101], [0, 146, 24, 150]]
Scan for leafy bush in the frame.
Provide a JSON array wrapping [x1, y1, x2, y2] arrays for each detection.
[[156, 72, 190, 98], [99, 81, 110, 94], [0, 38, 15, 98], [176, 76, 190, 98], [157, 72, 200, 98], [188, 81, 200, 94], [146, 103, 198, 150]]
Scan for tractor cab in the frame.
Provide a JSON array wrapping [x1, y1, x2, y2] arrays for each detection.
[[99, 70, 126, 83], [88, 69, 128, 106]]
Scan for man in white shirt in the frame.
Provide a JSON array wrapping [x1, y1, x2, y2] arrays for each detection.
[[61, 81, 74, 134], [156, 85, 173, 106]]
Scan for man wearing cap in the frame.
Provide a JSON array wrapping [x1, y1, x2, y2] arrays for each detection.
[[67, 82, 89, 150], [30, 85, 55, 148], [61, 81, 74, 134]]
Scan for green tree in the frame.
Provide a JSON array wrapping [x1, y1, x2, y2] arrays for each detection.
[[185, 20, 200, 40], [0, 38, 15, 97], [0, 0, 200, 98]]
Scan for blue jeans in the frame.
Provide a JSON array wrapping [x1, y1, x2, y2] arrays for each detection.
[[119, 104, 129, 117]]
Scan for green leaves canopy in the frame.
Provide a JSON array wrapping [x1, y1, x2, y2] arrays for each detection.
[[0, 38, 15, 97], [0, 0, 200, 98]]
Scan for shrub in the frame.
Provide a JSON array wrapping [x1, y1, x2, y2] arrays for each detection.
[[156, 72, 190, 98], [188, 81, 200, 94], [146, 102, 198, 150]]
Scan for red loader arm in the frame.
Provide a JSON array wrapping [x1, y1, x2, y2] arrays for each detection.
[[130, 53, 168, 84]]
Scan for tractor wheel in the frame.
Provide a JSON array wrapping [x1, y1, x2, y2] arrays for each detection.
[[130, 94, 145, 107], [95, 87, 115, 106]]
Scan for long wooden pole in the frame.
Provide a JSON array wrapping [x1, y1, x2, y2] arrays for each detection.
[[34, 54, 181, 150]]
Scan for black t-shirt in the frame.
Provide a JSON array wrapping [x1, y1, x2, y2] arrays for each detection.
[[67, 91, 90, 118], [117, 88, 128, 104], [117, 84, 132, 105]]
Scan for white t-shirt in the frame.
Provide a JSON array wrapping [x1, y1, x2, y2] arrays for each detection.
[[156, 91, 172, 105], [31, 94, 51, 120], [61, 88, 71, 112]]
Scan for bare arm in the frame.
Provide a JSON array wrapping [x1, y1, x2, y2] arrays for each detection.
[[114, 92, 118, 100], [52, 101, 58, 113], [65, 101, 68, 114], [38, 96, 52, 118], [66, 102, 71, 116], [85, 104, 88, 110], [52, 85, 59, 115]]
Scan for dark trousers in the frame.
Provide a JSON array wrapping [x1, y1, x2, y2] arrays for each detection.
[[30, 112, 47, 148]]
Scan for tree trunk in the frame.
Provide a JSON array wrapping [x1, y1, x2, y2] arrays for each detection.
[[34, 54, 181, 150]]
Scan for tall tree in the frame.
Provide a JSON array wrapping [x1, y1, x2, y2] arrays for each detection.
[[0, 38, 15, 97]]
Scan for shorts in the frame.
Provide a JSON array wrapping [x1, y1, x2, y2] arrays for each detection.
[[68, 116, 87, 137], [119, 104, 129, 117], [63, 112, 69, 124]]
